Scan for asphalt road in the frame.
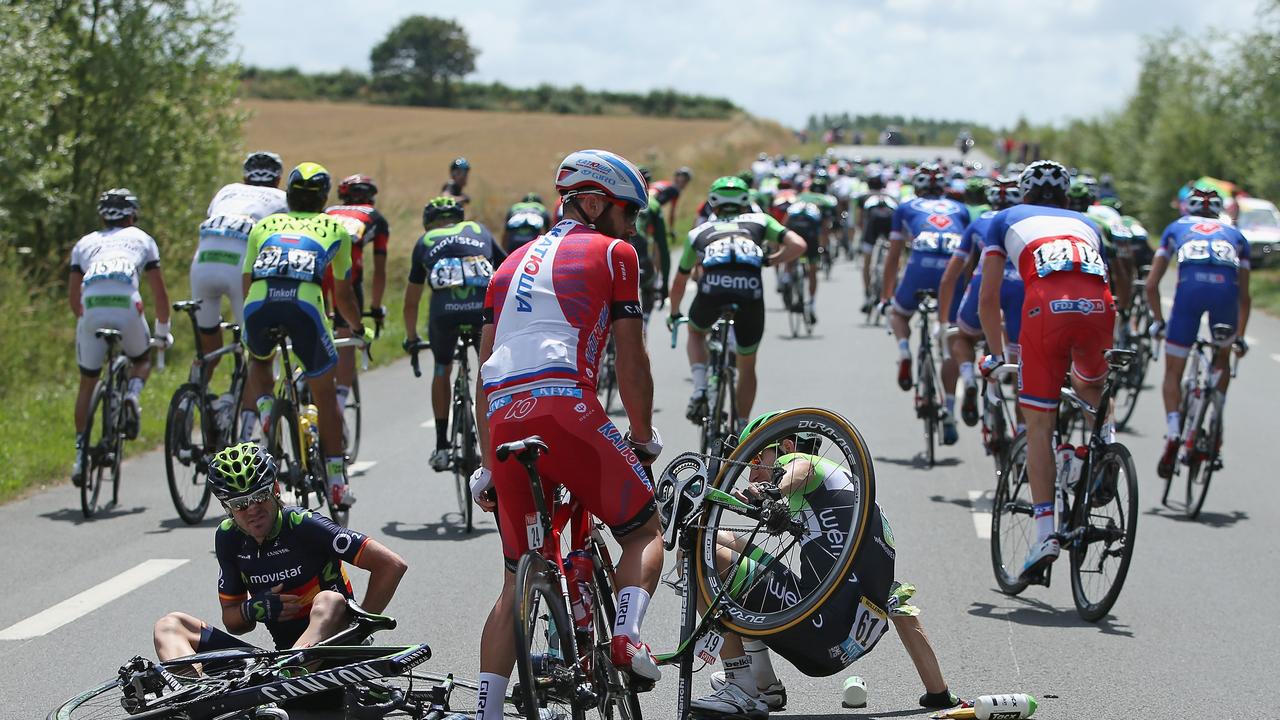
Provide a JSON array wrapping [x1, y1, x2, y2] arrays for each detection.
[[3, 253, 1278, 719]]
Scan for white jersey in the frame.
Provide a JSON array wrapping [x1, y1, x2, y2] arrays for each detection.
[[201, 183, 287, 244], [70, 226, 160, 299]]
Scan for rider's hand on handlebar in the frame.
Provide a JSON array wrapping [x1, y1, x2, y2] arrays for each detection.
[[978, 353, 1004, 378], [877, 299, 892, 317], [1233, 337, 1249, 356], [1148, 319, 1166, 340], [370, 305, 387, 337], [358, 324, 376, 346], [666, 313, 683, 332], [153, 320, 173, 349], [402, 336, 419, 354], [470, 467, 496, 512]]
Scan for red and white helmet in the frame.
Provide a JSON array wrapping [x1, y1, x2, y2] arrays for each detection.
[[554, 149, 648, 209]]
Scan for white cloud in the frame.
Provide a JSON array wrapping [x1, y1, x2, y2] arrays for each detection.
[[234, 0, 1262, 128]]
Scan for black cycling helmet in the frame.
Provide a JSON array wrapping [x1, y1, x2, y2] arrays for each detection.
[[1018, 160, 1071, 206], [97, 188, 140, 221], [423, 196, 464, 228], [208, 442, 277, 502], [674, 166, 693, 180], [866, 175, 885, 191], [285, 162, 332, 212], [450, 157, 471, 172], [243, 151, 284, 185]]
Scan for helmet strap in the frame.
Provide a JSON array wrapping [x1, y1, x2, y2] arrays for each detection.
[[568, 195, 606, 229]]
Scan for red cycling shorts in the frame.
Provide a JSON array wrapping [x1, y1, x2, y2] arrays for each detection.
[[1016, 274, 1115, 412], [487, 387, 656, 570]]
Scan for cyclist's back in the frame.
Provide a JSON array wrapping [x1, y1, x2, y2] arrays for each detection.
[[504, 198, 551, 252]]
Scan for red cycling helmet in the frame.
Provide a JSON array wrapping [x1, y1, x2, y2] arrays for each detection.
[[338, 174, 378, 204]]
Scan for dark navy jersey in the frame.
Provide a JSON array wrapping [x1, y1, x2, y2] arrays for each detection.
[[215, 507, 369, 648]]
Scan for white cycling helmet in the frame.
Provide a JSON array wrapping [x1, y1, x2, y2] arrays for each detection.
[[555, 149, 648, 209], [1019, 160, 1072, 197]]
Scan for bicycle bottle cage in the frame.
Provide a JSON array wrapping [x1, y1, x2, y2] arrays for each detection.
[[655, 452, 711, 550]]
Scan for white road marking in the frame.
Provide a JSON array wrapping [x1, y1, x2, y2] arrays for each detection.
[[1271, 354, 1280, 365], [968, 489, 993, 540], [0, 559, 189, 640], [419, 419, 435, 428], [348, 460, 377, 476]]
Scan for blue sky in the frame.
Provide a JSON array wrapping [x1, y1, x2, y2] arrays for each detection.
[[235, 0, 1263, 128]]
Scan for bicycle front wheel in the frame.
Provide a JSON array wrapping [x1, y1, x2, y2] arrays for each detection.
[[1070, 442, 1139, 622], [787, 273, 805, 338], [513, 553, 584, 720], [1113, 337, 1150, 431], [164, 384, 212, 524], [694, 408, 876, 636], [451, 393, 476, 533], [990, 434, 1032, 595], [918, 348, 937, 469]]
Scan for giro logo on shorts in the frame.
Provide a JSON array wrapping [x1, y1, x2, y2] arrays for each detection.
[[1049, 298, 1105, 315]]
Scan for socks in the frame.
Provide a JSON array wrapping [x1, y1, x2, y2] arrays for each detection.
[[723, 655, 755, 694], [944, 394, 955, 416], [1034, 502, 1055, 542], [435, 420, 449, 448], [326, 456, 346, 486], [613, 586, 651, 643], [897, 338, 911, 360], [744, 639, 777, 688], [691, 363, 708, 393], [1166, 411, 1181, 440], [126, 377, 145, 398], [960, 362, 975, 385], [475, 672, 509, 720]]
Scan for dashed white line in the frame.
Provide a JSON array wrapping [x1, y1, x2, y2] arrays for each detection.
[[348, 460, 377, 476], [1271, 353, 1280, 365], [0, 559, 189, 640], [968, 489, 993, 540], [419, 419, 435, 429]]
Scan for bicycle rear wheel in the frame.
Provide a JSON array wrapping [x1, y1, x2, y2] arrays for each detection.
[[451, 391, 476, 533], [787, 271, 805, 338], [918, 348, 937, 469], [1183, 395, 1221, 520], [598, 342, 618, 415], [513, 553, 584, 720], [694, 408, 876, 636], [587, 554, 643, 720], [343, 376, 362, 463], [1069, 442, 1139, 622], [164, 384, 213, 524], [1113, 337, 1150, 431], [269, 399, 315, 511], [990, 434, 1032, 595], [79, 382, 109, 519]]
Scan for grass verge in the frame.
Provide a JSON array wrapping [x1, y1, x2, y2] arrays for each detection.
[[1250, 267, 1280, 318]]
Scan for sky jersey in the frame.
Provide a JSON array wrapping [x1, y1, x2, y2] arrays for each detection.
[[324, 204, 389, 284], [481, 220, 642, 398], [981, 204, 1107, 287], [956, 211, 1020, 283], [408, 219, 503, 320], [890, 197, 969, 257], [201, 183, 288, 246], [70, 226, 161, 300], [504, 201, 551, 251], [215, 507, 369, 649], [1156, 216, 1250, 284], [243, 212, 352, 311]]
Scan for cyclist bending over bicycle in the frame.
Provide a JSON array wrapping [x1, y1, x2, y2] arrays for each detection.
[[668, 176, 806, 429], [403, 196, 506, 472], [241, 163, 372, 510], [466, 149, 665, 720], [1145, 185, 1251, 479], [68, 188, 172, 485], [153, 443, 406, 662]]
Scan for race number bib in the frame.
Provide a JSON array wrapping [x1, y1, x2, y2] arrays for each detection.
[[912, 231, 962, 253], [430, 255, 494, 290], [835, 596, 889, 664], [251, 242, 321, 282], [331, 215, 368, 247], [1177, 239, 1239, 268], [1032, 237, 1105, 278], [83, 257, 138, 285], [199, 214, 255, 242], [703, 235, 764, 268]]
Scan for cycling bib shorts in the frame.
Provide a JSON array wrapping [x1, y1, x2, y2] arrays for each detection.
[[1016, 274, 1115, 412], [956, 273, 1025, 344], [1166, 279, 1239, 357], [76, 292, 151, 374]]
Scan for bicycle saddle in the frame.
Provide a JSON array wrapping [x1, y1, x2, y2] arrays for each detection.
[[1103, 348, 1137, 368], [94, 328, 122, 341], [346, 598, 397, 632], [173, 299, 202, 312], [1210, 323, 1235, 344], [496, 436, 548, 463], [915, 288, 938, 301]]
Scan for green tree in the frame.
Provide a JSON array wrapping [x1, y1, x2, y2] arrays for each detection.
[[370, 15, 477, 106]]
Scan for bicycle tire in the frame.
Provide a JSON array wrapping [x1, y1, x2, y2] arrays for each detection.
[[1069, 442, 1139, 622], [512, 552, 584, 720], [451, 391, 475, 533], [990, 434, 1032, 595], [599, 342, 618, 415], [588, 557, 643, 720], [694, 408, 875, 636], [163, 384, 212, 524], [919, 347, 937, 469], [79, 381, 108, 519], [344, 376, 362, 463], [269, 398, 313, 511], [1183, 394, 1220, 520]]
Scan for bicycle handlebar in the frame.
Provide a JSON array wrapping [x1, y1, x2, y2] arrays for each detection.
[[404, 339, 431, 378], [669, 316, 690, 348]]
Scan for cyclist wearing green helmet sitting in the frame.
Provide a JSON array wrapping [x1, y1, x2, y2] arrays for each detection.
[[668, 177, 806, 428], [152, 443, 407, 663], [685, 414, 959, 718]]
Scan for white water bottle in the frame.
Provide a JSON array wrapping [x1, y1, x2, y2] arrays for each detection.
[[974, 693, 1037, 719], [1054, 444, 1076, 490]]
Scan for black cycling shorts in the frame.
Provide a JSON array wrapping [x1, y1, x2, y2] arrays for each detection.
[[244, 299, 337, 378], [428, 310, 482, 368], [688, 292, 764, 355], [198, 623, 262, 653], [862, 216, 892, 249]]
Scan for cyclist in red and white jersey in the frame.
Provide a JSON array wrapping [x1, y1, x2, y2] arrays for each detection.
[[978, 160, 1115, 579], [650, 166, 692, 232], [465, 149, 664, 720]]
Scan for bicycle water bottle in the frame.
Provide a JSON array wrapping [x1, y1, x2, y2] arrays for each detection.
[[565, 551, 595, 632], [973, 693, 1037, 719], [301, 404, 320, 452]]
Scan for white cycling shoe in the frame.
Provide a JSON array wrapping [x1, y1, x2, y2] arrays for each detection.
[[691, 682, 768, 720], [1020, 536, 1060, 580], [711, 671, 786, 710], [429, 448, 451, 472]]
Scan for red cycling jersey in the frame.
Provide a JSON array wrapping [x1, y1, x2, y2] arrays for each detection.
[[320, 204, 389, 310]]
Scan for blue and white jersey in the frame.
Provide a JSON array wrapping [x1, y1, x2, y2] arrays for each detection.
[[890, 197, 969, 258], [955, 210, 1020, 283], [1156, 216, 1250, 284]]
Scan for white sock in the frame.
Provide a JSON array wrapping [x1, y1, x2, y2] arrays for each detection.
[[326, 456, 346, 487], [1034, 502, 1055, 542], [691, 363, 708, 393], [723, 655, 755, 695], [476, 672, 509, 720], [126, 377, 145, 398], [944, 394, 956, 415], [336, 384, 351, 408], [744, 640, 777, 687], [1166, 411, 1180, 440], [960, 362, 975, 385], [239, 411, 257, 441], [897, 338, 910, 360], [614, 586, 651, 643]]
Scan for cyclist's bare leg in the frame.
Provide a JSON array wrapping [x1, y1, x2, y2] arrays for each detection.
[[74, 373, 99, 434], [479, 571, 519, 677], [614, 514, 663, 600], [1161, 354, 1188, 424], [304, 371, 342, 456], [1022, 409, 1057, 506], [686, 328, 710, 366], [951, 332, 977, 373], [736, 351, 758, 423], [245, 356, 275, 429], [431, 365, 451, 424], [861, 242, 873, 294], [335, 326, 355, 397], [1213, 345, 1233, 393], [198, 328, 224, 380], [292, 590, 351, 649], [889, 308, 911, 344], [941, 355, 959, 409], [153, 612, 205, 674], [806, 258, 818, 298], [891, 615, 948, 695]]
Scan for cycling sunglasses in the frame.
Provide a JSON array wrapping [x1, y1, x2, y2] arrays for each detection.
[[224, 487, 274, 512]]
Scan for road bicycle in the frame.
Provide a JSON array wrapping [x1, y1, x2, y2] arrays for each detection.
[[990, 349, 1140, 621], [863, 235, 890, 325], [47, 599, 513, 719], [497, 437, 646, 720], [911, 289, 943, 468], [978, 358, 1021, 478], [163, 299, 247, 524], [780, 260, 813, 337], [408, 331, 480, 534], [1110, 277, 1155, 431], [1161, 323, 1240, 519], [652, 407, 886, 719], [332, 308, 382, 463], [671, 307, 737, 456], [76, 329, 165, 519]]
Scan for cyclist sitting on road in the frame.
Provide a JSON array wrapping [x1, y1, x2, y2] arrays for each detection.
[[977, 160, 1115, 579], [880, 163, 970, 445], [69, 188, 172, 485], [466, 149, 665, 720], [324, 174, 391, 438], [241, 162, 371, 510], [938, 176, 1024, 428], [502, 192, 551, 252], [441, 157, 472, 205], [1145, 186, 1251, 479], [684, 414, 960, 719], [855, 174, 899, 313], [668, 177, 806, 430], [153, 442, 406, 661], [403, 196, 506, 473], [190, 151, 287, 422]]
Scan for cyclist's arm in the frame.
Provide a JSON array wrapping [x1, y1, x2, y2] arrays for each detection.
[[977, 253, 1007, 358], [880, 237, 905, 302], [774, 229, 806, 266], [331, 229, 362, 331], [475, 324, 496, 469], [669, 240, 698, 315], [936, 255, 965, 328], [220, 598, 253, 635], [68, 269, 84, 318], [1237, 265, 1251, 338], [145, 266, 171, 324], [370, 217, 390, 311], [653, 213, 670, 287], [403, 282, 425, 342], [350, 538, 408, 615], [615, 318, 654, 446], [1144, 254, 1170, 324]]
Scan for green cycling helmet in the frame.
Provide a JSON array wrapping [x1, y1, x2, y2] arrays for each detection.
[[1067, 179, 1097, 210], [422, 196, 464, 228], [965, 176, 991, 192], [707, 176, 751, 209], [739, 411, 783, 447], [208, 442, 277, 501]]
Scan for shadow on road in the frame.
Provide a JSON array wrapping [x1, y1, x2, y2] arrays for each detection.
[[40, 504, 146, 525], [147, 515, 223, 534], [968, 596, 1134, 638], [1143, 505, 1248, 529], [875, 455, 961, 471], [928, 494, 974, 510], [382, 516, 495, 542]]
